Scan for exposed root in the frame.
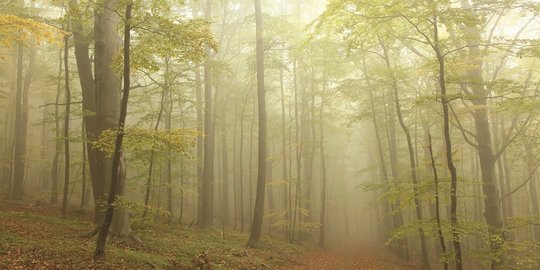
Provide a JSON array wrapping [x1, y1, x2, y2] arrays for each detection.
[[81, 226, 99, 238]]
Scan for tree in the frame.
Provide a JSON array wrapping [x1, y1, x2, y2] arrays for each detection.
[[94, 1, 132, 258], [246, 0, 267, 248], [200, 0, 216, 228]]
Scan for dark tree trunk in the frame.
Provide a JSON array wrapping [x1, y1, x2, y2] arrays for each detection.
[[379, 39, 429, 270], [51, 48, 63, 204], [383, 76, 408, 259], [62, 34, 72, 218], [427, 131, 448, 270], [80, 121, 89, 208], [434, 16, 462, 270], [246, 0, 267, 247]]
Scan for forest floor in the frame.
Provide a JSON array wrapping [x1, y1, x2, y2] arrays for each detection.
[[0, 200, 413, 269]]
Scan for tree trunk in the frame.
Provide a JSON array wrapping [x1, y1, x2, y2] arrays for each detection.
[[86, 0, 130, 235], [195, 66, 204, 223], [200, 0, 215, 227], [318, 74, 328, 249], [80, 121, 89, 208], [62, 34, 72, 217], [434, 17, 462, 270], [50, 47, 64, 204], [427, 130, 448, 270], [94, 2, 132, 258], [279, 67, 290, 239], [246, 0, 267, 247], [363, 59, 397, 254], [220, 109, 230, 226], [40, 106, 50, 192], [12, 42, 25, 199], [379, 38, 429, 270]]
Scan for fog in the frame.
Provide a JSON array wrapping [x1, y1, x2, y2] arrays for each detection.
[[1, 0, 540, 269]]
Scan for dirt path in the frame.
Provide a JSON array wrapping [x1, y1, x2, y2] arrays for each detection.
[[279, 246, 417, 270]]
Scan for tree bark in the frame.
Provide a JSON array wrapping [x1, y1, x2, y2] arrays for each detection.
[[434, 16, 462, 270], [62, 34, 72, 217], [379, 38, 429, 270], [200, 0, 215, 227], [246, 0, 267, 247], [94, 2, 132, 258], [12, 42, 25, 199]]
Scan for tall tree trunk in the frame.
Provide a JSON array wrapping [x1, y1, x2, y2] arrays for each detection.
[[279, 67, 290, 239], [379, 39, 429, 270], [94, 2, 132, 258], [40, 107, 50, 192], [195, 66, 204, 223], [246, 0, 267, 247], [90, 0, 131, 235], [62, 34, 72, 217], [383, 75, 408, 259], [461, 7, 503, 267], [291, 59, 303, 243], [434, 16, 462, 270], [80, 121, 89, 208], [427, 130, 448, 270], [200, 0, 215, 227], [239, 95, 248, 232], [363, 60, 395, 253], [318, 74, 327, 249], [143, 77, 167, 218], [220, 109, 230, 226], [166, 72, 173, 223], [12, 42, 26, 199], [51, 47, 63, 204]]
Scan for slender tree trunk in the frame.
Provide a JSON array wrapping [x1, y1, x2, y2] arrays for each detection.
[[248, 99, 255, 226], [80, 121, 89, 208], [434, 16, 462, 270], [166, 74, 173, 222], [291, 59, 303, 243], [239, 94, 248, 232], [12, 42, 25, 199], [279, 67, 290, 239], [62, 34, 72, 217], [246, 0, 267, 247], [51, 48, 63, 204], [200, 0, 215, 227], [195, 66, 204, 223], [383, 74, 409, 259], [427, 131, 448, 270], [143, 77, 167, 218], [379, 39, 429, 270], [220, 110, 230, 226], [40, 107, 50, 192], [232, 100, 238, 230], [364, 60, 398, 255], [318, 74, 327, 249]]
